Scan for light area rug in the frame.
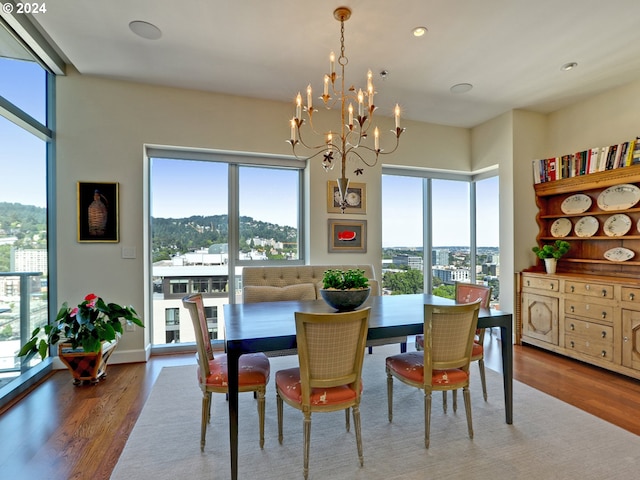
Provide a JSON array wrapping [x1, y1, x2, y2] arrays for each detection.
[[112, 345, 640, 480]]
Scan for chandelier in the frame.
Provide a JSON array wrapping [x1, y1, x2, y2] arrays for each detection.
[[287, 6, 405, 212]]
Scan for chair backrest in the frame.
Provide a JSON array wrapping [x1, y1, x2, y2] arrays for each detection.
[[294, 308, 371, 405], [182, 293, 212, 383], [455, 282, 492, 309], [423, 301, 480, 379]]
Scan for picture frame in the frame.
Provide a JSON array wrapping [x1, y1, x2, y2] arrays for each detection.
[[328, 219, 367, 253], [327, 181, 366, 214], [77, 182, 119, 243]]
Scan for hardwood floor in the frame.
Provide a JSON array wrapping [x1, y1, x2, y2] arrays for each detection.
[[1, 334, 640, 480]]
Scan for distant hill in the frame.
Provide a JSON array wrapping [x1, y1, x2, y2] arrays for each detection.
[[151, 215, 297, 261], [0, 202, 46, 235]]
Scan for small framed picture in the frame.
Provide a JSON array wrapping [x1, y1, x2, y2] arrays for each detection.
[[328, 219, 367, 253], [77, 182, 119, 243], [327, 181, 366, 214]]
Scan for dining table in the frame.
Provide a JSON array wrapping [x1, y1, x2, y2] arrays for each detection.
[[223, 293, 513, 480]]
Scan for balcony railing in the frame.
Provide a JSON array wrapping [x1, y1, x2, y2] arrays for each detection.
[[0, 272, 45, 376]]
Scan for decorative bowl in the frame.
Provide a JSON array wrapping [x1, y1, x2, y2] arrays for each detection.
[[319, 288, 371, 311]]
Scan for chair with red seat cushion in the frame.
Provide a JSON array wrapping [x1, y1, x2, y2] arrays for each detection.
[[276, 308, 370, 480], [415, 282, 492, 412], [182, 293, 270, 451], [387, 301, 480, 448]]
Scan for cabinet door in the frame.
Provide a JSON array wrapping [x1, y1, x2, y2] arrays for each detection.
[[522, 292, 559, 345], [622, 309, 640, 370]]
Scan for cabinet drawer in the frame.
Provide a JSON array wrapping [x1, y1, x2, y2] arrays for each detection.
[[564, 300, 613, 323], [564, 280, 614, 299], [565, 332, 613, 362], [621, 286, 640, 304], [565, 318, 613, 340], [522, 276, 559, 292]]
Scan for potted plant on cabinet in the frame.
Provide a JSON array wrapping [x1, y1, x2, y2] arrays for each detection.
[[18, 293, 144, 385], [532, 240, 570, 274], [320, 268, 371, 311]]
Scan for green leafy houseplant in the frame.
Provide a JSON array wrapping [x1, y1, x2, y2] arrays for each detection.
[[18, 293, 144, 363], [322, 268, 370, 290], [320, 269, 371, 311], [532, 240, 570, 260]]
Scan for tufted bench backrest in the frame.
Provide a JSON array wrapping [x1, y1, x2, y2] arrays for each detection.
[[242, 265, 380, 304]]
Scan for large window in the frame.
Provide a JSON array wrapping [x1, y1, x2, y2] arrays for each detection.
[[148, 151, 304, 350], [0, 22, 54, 402], [381, 169, 499, 306]]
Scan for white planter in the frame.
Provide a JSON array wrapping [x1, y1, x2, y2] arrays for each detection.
[[544, 258, 557, 274]]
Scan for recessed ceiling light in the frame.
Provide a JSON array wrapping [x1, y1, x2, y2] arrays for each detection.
[[129, 20, 162, 40], [413, 26, 428, 37], [450, 83, 473, 94], [561, 62, 578, 71]]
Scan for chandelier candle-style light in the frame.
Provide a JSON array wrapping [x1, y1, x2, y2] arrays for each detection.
[[287, 6, 405, 212]]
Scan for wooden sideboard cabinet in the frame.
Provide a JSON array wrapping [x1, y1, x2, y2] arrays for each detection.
[[519, 164, 640, 379], [520, 271, 640, 378]]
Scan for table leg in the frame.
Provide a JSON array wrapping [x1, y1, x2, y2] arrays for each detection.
[[227, 350, 240, 480], [500, 323, 513, 424]]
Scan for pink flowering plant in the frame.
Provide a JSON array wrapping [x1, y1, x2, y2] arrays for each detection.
[[18, 293, 143, 363]]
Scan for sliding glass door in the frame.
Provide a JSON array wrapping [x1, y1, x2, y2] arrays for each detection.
[[148, 152, 304, 350]]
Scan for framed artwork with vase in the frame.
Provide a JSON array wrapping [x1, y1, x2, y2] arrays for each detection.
[[77, 182, 119, 243]]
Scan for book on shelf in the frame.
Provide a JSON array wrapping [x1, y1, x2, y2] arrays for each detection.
[[625, 139, 636, 166], [632, 139, 640, 165], [617, 142, 625, 167], [532, 136, 640, 184], [605, 144, 618, 170]]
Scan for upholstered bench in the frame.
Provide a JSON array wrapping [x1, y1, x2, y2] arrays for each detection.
[[242, 264, 406, 355]]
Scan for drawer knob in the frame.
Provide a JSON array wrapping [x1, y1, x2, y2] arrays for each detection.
[[631, 293, 636, 301], [601, 311, 607, 319], [625, 336, 630, 342], [571, 285, 575, 293], [570, 305, 575, 313], [601, 350, 607, 358], [550, 283, 554, 290], [601, 331, 607, 338], [527, 280, 530, 287], [570, 323, 575, 330], [601, 289, 607, 297], [570, 341, 575, 348], [586, 284, 590, 291]]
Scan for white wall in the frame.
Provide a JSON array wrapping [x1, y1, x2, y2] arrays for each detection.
[[55, 68, 470, 361]]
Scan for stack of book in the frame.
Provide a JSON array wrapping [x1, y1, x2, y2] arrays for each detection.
[[533, 137, 640, 184]]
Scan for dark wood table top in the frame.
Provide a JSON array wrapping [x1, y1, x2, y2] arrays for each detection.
[[223, 293, 512, 355]]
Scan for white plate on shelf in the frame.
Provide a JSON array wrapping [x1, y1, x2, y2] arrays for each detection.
[[561, 194, 592, 214], [550, 218, 572, 237], [574, 216, 599, 237], [597, 183, 640, 211], [603, 213, 632, 237], [604, 247, 635, 262]]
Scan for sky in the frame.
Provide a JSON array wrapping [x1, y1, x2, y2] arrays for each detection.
[[0, 58, 47, 208], [2, 56, 500, 248]]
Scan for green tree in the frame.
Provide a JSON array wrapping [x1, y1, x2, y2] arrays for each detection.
[[383, 270, 424, 295], [432, 284, 455, 299], [0, 245, 10, 272]]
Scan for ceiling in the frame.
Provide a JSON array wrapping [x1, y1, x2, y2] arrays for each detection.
[[24, 0, 640, 128]]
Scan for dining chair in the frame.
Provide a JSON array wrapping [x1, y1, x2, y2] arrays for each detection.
[[386, 301, 480, 448], [415, 282, 492, 412], [276, 307, 370, 480], [182, 293, 271, 451]]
